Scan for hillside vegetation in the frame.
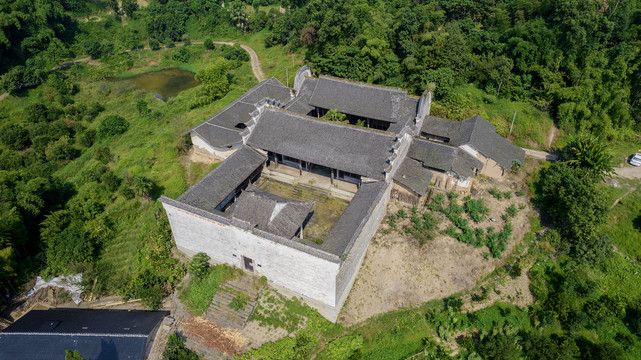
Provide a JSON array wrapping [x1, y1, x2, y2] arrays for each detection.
[[1, 1, 641, 359]]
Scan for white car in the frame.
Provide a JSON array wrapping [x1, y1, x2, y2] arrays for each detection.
[[630, 153, 641, 166]]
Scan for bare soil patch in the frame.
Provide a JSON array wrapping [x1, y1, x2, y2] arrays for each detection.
[[339, 178, 533, 326], [183, 316, 246, 355]]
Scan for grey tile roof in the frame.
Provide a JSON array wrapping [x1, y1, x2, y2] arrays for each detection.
[[459, 116, 525, 169], [229, 184, 314, 239], [313, 181, 387, 255], [0, 309, 168, 360], [177, 146, 266, 212], [420, 115, 525, 170], [420, 115, 462, 141], [193, 123, 242, 147], [190, 78, 291, 148], [408, 138, 482, 178], [308, 76, 408, 122], [388, 97, 419, 134], [247, 109, 395, 180], [393, 158, 434, 196], [284, 77, 318, 115]]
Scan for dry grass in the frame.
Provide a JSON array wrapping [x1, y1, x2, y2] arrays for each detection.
[[256, 178, 349, 244]]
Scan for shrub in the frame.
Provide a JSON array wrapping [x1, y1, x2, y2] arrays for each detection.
[[388, 214, 397, 228], [172, 46, 191, 62], [188, 252, 210, 280], [397, 209, 407, 219], [135, 99, 149, 116], [489, 188, 503, 199], [163, 333, 199, 360], [98, 115, 129, 137], [323, 335, 363, 360], [148, 38, 160, 51], [465, 198, 489, 222], [132, 175, 154, 201], [503, 204, 519, 220], [422, 212, 438, 230], [515, 190, 525, 196], [204, 38, 215, 50]]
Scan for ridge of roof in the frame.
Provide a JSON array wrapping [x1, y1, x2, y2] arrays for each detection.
[[189, 77, 287, 135], [268, 107, 396, 137], [318, 75, 407, 93]]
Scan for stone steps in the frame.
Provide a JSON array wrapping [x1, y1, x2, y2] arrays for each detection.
[[204, 277, 263, 330]]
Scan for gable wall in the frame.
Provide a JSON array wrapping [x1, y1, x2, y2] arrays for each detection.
[[191, 135, 239, 159], [163, 203, 340, 308]]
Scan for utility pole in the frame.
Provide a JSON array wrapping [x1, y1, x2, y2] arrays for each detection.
[[509, 111, 517, 134]]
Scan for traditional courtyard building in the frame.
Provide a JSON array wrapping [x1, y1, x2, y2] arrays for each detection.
[[161, 66, 524, 321]]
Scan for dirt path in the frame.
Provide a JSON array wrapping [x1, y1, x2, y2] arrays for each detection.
[[0, 92, 7, 102], [546, 124, 558, 149], [213, 41, 265, 81], [52, 41, 265, 82], [522, 148, 558, 161], [614, 165, 641, 179]]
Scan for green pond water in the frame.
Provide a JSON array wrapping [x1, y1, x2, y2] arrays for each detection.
[[109, 68, 199, 99]]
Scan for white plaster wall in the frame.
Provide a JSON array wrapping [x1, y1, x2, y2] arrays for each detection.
[[163, 203, 340, 307], [191, 135, 238, 159]]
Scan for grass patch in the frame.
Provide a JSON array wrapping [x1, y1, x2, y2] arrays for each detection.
[[603, 185, 641, 260], [256, 178, 349, 243], [179, 264, 237, 315], [432, 84, 556, 150]]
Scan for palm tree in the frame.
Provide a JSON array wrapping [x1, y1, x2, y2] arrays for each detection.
[[565, 133, 615, 181]]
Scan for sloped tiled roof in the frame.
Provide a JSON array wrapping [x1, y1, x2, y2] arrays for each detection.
[[420, 115, 525, 170], [0, 309, 168, 360], [247, 109, 395, 180], [393, 157, 434, 196], [190, 78, 292, 148], [315, 181, 387, 255], [459, 116, 525, 169], [229, 184, 313, 239], [308, 76, 408, 122], [284, 77, 318, 115], [408, 138, 482, 178], [178, 146, 266, 212]]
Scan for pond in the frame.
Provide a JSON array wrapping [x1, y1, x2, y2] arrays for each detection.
[[108, 68, 199, 99]]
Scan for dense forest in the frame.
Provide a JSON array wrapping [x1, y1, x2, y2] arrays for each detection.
[[1, 0, 641, 359]]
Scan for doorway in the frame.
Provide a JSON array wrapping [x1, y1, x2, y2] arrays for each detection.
[[242, 256, 254, 272]]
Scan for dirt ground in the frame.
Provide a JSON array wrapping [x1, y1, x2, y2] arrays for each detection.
[[338, 176, 534, 326]]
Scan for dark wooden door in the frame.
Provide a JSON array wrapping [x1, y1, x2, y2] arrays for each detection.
[[243, 256, 254, 272]]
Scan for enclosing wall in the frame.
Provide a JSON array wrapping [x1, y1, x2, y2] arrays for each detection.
[[163, 203, 340, 308]]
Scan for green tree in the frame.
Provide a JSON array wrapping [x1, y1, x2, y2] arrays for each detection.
[[535, 162, 611, 263], [195, 58, 231, 100], [187, 252, 210, 280], [203, 39, 215, 50], [98, 115, 130, 137], [564, 133, 615, 180], [322, 109, 348, 123], [83, 40, 103, 59], [132, 175, 154, 201], [163, 333, 200, 360], [0, 124, 30, 150], [45, 227, 96, 275]]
